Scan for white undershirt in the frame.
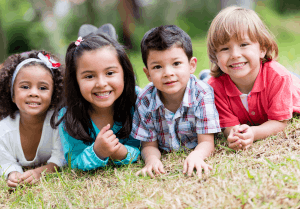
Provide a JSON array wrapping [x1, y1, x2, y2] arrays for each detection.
[[240, 93, 249, 112]]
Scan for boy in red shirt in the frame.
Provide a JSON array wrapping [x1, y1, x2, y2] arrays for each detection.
[[207, 6, 300, 150]]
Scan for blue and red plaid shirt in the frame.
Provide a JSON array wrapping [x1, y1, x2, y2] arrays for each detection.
[[131, 75, 221, 152]]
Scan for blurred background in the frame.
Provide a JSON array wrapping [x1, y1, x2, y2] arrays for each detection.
[[0, 0, 299, 87]]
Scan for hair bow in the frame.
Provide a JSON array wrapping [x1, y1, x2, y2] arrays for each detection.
[[38, 53, 61, 68], [75, 37, 83, 46]]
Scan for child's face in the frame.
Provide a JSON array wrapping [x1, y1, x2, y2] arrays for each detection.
[[215, 34, 266, 82], [13, 66, 53, 118], [76, 47, 124, 113], [143, 46, 196, 101]]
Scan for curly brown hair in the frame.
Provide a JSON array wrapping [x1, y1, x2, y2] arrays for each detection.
[[0, 50, 64, 120]]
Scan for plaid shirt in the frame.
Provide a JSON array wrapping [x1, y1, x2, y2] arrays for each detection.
[[131, 75, 221, 152]]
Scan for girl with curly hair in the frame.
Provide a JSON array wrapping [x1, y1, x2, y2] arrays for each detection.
[[0, 50, 66, 187]]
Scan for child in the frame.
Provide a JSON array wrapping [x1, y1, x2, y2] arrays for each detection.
[[131, 25, 221, 178], [54, 31, 140, 171], [0, 50, 66, 187], [207, 6, 300, 150]]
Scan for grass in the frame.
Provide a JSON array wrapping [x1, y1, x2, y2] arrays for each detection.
[[1, 115, 300, 208], [1, 7, 300, 209]]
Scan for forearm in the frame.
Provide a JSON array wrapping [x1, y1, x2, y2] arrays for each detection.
[[251, 120, 288, 141], [34, 162, 58, 174], [194, 133, 215, 159], [141, 144, 161, 163], [110, 144, 128, 160]]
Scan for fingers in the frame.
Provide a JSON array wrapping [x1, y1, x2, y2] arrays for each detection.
[[228, 137, 242, 150], [7, 180, 18, 187], [135, 161, 165, 178], [238, 124, 249, 133], [99, 124, 110, 136], [184, 161, 213, 177]]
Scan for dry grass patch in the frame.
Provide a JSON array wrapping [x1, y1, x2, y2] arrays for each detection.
[[1, 116, 300, 208]]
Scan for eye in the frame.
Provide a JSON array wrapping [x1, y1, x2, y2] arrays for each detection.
[[107, 71, 114, 76], [153, 65, 161, 70], [40, 86, 48, 90], [173, 62, 181, 66], [85, 74, 94, 79], [21, 85, 29, 89], [220, 47, 229, 51], [241, 43, 249, 47]]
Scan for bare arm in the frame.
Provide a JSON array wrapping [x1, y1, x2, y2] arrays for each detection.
[[224, 120, 288, 150], [136, 141, 164, 178], [183, 133, 214, 177]]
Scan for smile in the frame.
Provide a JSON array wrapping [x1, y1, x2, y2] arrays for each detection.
[[26, 102, 41, 106], [94, 91, 111, 97], [229, 62, 246, 68]]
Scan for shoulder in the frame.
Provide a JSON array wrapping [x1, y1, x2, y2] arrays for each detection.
[[189, 75, 214, 102], [207, 74, 228, 89], [136, 83, 156, 109], [262, 60, 290, 77], [0, 114, 19, 138]]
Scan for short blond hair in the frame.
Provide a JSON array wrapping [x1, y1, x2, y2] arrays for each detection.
[[207, 6, 278, 77]]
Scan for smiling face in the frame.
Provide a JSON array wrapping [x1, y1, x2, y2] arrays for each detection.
[[76, 47, 124, 113], [215, 34, 266, 84], [143, 45, 196, 103], [12, 65, 53, 118]]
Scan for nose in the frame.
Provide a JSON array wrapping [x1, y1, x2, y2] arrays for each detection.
[[95, 76, 108, 88], [230, 46, 241, 59], [29, 87, 39, 97], [163, 65, 174, 77]]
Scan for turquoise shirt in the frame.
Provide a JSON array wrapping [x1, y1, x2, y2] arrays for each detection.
[[58, 87, 141, 171]]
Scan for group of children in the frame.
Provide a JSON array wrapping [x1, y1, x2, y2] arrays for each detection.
[[0, 6, 299, 187]]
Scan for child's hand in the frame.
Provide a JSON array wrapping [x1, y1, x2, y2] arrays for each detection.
[[227, 125, 243, 150], [7, 171, 23, 187], [233, 124, 254, 150], [135, 156, 165, 178], [183, 150, 212, 177], [19, 169, 42, 185], [94, 124, 122, 160]]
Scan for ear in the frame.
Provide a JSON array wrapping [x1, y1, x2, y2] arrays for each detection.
[[143, 67, 152, 82], [189, 57, 197, 74], [260, 48, 267, 59], [12, 95, 15, 103]]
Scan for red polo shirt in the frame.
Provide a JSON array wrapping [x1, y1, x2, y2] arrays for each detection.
[[208, 60, 300, 128]]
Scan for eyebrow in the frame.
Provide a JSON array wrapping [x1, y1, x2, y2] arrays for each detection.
[[80, 66, 119, 75], [149, 57, 181, 66]]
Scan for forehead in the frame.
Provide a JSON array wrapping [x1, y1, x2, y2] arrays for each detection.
[[77, 47, 118, 67], [147, 46, 187, 62], [15, 65, 53, 82]]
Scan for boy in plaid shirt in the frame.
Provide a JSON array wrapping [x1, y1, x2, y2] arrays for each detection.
[[131, 25, 220, 178]]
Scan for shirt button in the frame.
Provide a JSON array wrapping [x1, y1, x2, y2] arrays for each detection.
[[251, 111, 255, 115]]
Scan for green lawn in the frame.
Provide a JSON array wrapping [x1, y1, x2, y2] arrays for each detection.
[[1, 7, 300, 209]]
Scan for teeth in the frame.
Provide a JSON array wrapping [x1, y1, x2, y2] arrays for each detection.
[[95, 92, 110, 96], [231, 63, 246, 68], [27, 103, 40, 105]]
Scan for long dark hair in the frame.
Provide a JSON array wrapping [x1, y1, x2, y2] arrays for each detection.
[[52, 33, 137, 143]]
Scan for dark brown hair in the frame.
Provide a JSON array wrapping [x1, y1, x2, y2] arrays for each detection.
[[0, 50, 63, 120]]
